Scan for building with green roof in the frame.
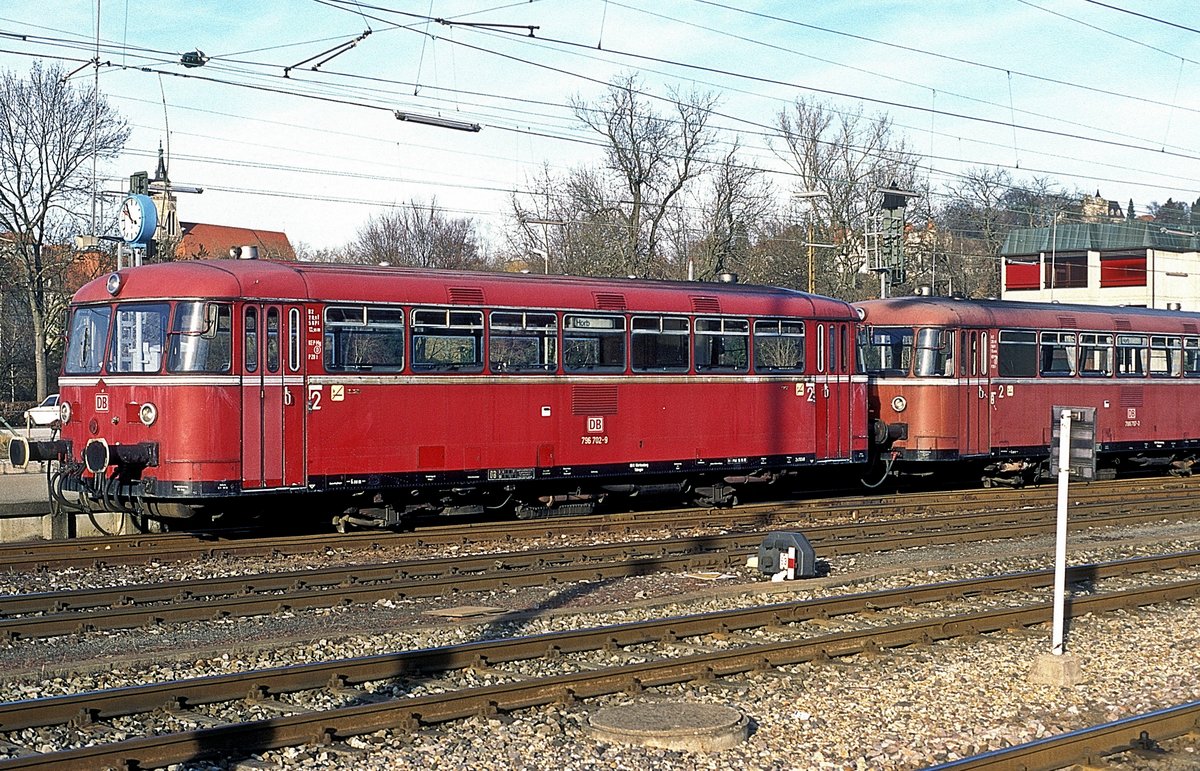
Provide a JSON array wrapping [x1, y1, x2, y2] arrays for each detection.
[[1000, 220, 1200, 309]]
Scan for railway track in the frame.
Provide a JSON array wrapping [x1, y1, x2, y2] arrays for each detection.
[[929, 701, 1200, 770], [1, 505, 1196, 640], [2, 475, 1197, 572], [0, 552, 1196, 770]]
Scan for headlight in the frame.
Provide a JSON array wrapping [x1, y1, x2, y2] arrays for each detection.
[[139, 402, 158, 426], [58, 401, 72, 425], [106, 272, 123, 296], [891, 395, 907, 413]]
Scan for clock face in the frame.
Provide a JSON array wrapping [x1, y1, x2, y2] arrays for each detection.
[[118, 195, 157, 244], [119, 197, 143, 242]]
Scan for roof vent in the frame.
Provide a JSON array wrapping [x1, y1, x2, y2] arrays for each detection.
[[717, 271, 738, 284], [230, 245, 258, 260], [594, 293, 627, 311], [690, 296, 721, 314], [447, 286, 485, 305], [914, 285, 932, 296]]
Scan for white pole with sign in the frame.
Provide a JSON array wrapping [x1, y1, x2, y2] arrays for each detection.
[[1051, 409, 1071, 655], [1030, 407, 1090, 685]]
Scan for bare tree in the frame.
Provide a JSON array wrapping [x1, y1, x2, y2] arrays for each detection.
[[772, 97, 921, 299], [936, 168, 1078, 297], [689, 140, 774, 281], [347, 199, 489, 270], [570, 73, 718, 276], [0, 61, 129, 399]]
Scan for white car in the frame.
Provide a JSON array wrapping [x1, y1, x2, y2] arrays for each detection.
[[23, 394, 60, 426]]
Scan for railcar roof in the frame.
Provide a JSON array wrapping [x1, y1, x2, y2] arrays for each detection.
[[856, 295, 1200, 332], [74, 259, 858, 319]]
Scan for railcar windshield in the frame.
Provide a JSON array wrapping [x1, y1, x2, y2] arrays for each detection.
[[64, 305, 112, 374], [167, 302, 233, 373], [859, 326, 913, 376], [915, 328, 954, 376], [109, 303, 169, 374]]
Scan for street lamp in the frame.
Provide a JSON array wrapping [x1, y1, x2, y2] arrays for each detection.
[[529, 248, 548, 275], [520, 218, 568, 274]]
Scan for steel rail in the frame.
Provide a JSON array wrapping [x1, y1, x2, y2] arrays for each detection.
[[0, 500, 1124, 613], [2, 507, 1196, 640], [1, 576, 1197, 770], [2, 506, 1200, 638], [926, 701, 1200, 770], [1, 476, 1192, 571], [0, 552, 1196, 735]]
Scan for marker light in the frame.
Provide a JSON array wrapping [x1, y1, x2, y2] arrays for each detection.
[[139, 402, 158, 426]]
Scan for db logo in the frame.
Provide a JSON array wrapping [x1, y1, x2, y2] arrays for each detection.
[[1127, 408, 1137, 420], [587, 416, 604, 433], [95, 394, 109, 412]]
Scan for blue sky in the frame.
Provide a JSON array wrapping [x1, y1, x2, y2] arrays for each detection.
[[0, 1, 1196, 251]]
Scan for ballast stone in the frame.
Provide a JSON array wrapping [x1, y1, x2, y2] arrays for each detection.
[[587, 701, 749, 751]]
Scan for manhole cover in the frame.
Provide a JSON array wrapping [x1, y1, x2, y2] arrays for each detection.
[[588, 701, 749, 751]]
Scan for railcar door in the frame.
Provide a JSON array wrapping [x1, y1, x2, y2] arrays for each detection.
[[829, 322, 853, 459], [814, 322, 853, 461], [813, 323, 829, 460], [241, 304, 306, 490], [958, 329, 990, 457]]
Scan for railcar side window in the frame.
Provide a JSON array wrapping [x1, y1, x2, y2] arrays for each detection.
[[915, 328, 953, 377], [958, 330, 986, 377], [997, 330, 1037, 377], [858, 326, 910, 376], [1149, 336, 1181, 378], [64, 305, 112, 375], [754, 320, 805, 373], [563, 315, 626, 372], [412, 308, 483, 372], [489, 311, 557, 373], [1079, 333, 1113, 376], [244, 307, 258, 373], [1039, 332, 1077, 376], [109, 303, 169, 374], [631, 316, 689, 373], [323, 305, 406, 372], [167, 302, 232, 373], [694, 318, 749, 373], [288, 309, 301, 372], [1116, 334, 1148, 377], [265, 308, 281, 374], [1185, 338, 1200, 377]]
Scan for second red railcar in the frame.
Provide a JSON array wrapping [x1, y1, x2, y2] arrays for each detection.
[[857, 295, 1200, 485]]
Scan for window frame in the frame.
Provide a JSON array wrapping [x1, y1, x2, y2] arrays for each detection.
[[562, 314, 627, 373], [693, 317, 749, 373], [630, 314, 690, 373], [410, 307, 484, 373], [754, 319, 806, 374], [323, 304, 407, 373], [488, 310, 559, 374]]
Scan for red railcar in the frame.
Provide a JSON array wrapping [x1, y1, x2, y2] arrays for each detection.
[[857, 295, 1200, 485], [13, 259, 869, 526]]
